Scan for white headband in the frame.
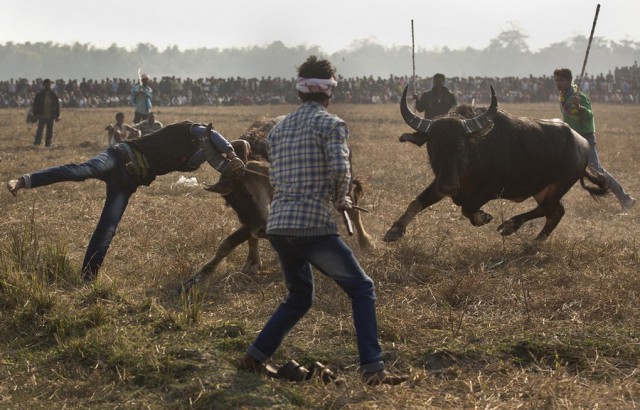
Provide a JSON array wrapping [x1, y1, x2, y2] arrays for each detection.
[[296, 77, 338, 96]]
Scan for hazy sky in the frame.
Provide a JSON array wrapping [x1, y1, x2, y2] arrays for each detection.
[[3, 0, 639, 53]]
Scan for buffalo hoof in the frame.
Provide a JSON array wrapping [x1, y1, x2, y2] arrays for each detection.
[[470, 210, 493, 226], [359, 236, 376, 251], [534, 232, 550, 241], [178, 276, 200, 295], [382, 225, 405, 242], [241, 261, 261, 276], [497, 220, 519, 236]]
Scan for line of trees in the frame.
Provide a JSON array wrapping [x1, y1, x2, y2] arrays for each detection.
[[1, 29, 639, 80]]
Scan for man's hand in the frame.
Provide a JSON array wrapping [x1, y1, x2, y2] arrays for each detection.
[[228, 157, 245, 174], [334, 196, 353, 212], [7, 178, 24, 197]]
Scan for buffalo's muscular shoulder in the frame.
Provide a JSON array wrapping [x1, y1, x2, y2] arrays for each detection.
[[383, 86, 608, 242], [465, 111, 582, 200]]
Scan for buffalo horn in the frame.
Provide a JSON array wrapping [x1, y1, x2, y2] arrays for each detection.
[[400, 85, 433, 133]]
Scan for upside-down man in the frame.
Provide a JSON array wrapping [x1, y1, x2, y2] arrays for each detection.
[[7, 122, 244, 282]]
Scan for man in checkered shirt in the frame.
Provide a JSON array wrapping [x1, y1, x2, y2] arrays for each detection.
[[237, 56, 408, 386]]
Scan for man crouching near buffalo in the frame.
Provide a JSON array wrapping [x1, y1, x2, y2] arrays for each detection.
[[235, 55, 408, 386], [6, 122, 244, 282]]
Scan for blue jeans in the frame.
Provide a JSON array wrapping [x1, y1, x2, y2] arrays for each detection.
[[25, 148, 138, 280], [583, 132, 630, 202], [246, 234, 384, 374], [34, 118, 55, 146]]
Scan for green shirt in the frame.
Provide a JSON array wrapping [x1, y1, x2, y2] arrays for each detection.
[[558, 85, 595, 135]]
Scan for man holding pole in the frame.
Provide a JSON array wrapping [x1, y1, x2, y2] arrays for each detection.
[[554, 68, 635, 209], [131, 73, 153, 123], [410, 21, 456, 119], [552, 4, 634, 210]]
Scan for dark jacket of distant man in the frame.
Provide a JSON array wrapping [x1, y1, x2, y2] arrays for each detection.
[[414, 74, 457, 119], [33, 84, 61, 119]]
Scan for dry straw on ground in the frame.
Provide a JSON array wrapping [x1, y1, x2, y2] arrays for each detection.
[[1, 102, 639, 408]]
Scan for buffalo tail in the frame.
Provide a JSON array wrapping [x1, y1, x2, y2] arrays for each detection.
[[580, 167, 609, 200]]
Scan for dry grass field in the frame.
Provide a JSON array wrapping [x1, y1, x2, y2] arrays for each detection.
[[1, 100, 639, 409]]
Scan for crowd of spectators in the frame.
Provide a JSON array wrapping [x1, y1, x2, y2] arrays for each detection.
[[2, 63, 639, 109]]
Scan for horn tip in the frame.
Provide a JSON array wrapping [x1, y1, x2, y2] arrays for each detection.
[[489, 85, 498, 109]]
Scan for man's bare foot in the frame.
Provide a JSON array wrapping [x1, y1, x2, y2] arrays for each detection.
[[7, 178, 24, 197]]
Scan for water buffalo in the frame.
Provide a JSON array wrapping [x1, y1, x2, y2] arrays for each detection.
[[383, 85, 608, 242], [181, 117, 373, 291]]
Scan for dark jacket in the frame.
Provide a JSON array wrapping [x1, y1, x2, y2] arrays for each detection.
[[415, 87, 457, 119], [32, 89, 60, 119], [126, 121, 202, 185]]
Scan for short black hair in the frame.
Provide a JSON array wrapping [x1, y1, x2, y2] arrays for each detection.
[[297, 55, 335, 79], [297, 55, 336, 103], [433, 73, 445, 81], [553, 68, 572, 81], [115, 112, 124, 118]]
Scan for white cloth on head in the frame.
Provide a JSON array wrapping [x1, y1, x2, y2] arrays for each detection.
[[296, 77, 338, 96]]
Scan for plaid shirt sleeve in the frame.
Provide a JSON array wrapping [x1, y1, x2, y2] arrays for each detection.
[[325, 120, 351, 204]]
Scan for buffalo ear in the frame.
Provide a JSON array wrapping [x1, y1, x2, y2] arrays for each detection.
[[399, 132, 428, 147]]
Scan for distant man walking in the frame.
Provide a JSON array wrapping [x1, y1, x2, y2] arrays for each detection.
[[32, 78, 61, 147]]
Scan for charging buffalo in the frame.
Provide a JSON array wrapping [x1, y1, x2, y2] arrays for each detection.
[[383, 85, 608, 242]]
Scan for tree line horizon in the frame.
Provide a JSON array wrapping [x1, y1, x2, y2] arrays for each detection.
[[1, 28, 639, 81]]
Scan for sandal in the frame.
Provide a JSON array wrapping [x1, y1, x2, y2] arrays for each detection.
[[361, 369, 409, 386], [237, 356, 343, 384], [276, 359, 311, 382], [236, 355, 280, 379], [308, 361, 344, 385]]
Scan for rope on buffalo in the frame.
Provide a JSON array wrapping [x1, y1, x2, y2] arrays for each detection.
[[241, 167, 270, 179]]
